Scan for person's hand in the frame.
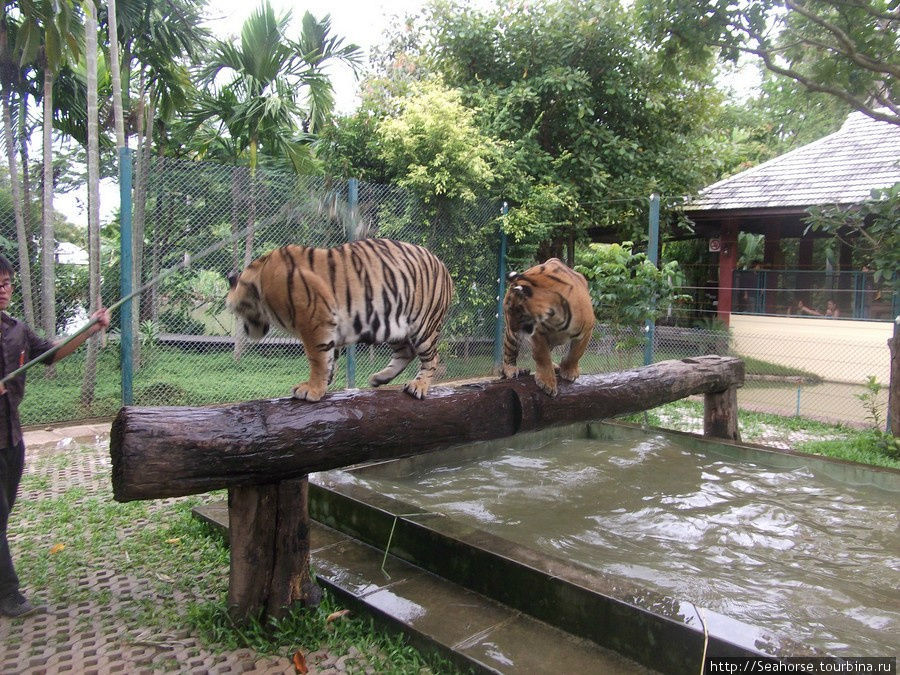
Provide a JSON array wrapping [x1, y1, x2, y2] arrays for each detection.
[[91, 308, 111, 334], [0, 382, 6, 396]]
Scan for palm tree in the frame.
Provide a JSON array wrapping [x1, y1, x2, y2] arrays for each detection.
[[81, 0, 101, 406], [105, 0, 208, 366], [34, 0, 81, 345], [195, 0, 360, 265], [0, 6, 36, 326]]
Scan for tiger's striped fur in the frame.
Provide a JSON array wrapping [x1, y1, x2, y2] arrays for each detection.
[[501, 258, 594, 396], [226, 239, 454, 401]]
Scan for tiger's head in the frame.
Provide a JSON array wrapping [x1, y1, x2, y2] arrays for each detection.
[[504, 260, 564, 333], [226, 268, 271, 340], [503, 258, 590, 335]]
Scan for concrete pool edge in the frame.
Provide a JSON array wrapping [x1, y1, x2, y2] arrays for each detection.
[[308, 468, 808, 675]]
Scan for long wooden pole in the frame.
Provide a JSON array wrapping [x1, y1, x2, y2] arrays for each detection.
[[111, 355, 744, 502]]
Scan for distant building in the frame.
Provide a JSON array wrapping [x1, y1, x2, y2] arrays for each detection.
[[56, 242, 88, 265], [684, 110, 900, 323]]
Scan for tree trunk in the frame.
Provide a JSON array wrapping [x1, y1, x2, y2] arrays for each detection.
[[130, 84, 149, 369], [80, 1, 101, 407], [41, 68, 56, 379], [890, 335, 898, 438], [106, 0, 126, 149], [3, 90, 35, 327], [110, 355, 745, 501]]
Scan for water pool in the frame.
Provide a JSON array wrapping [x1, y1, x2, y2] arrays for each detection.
[[329, 422, 899, 655]]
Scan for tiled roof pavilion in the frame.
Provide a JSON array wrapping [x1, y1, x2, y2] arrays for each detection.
[[685, 111, 900, 235], [682, 110, 899, 321]]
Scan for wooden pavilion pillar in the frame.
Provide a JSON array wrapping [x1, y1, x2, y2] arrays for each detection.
[[763, 226, 783, 314], [717, 221, 739, 325]]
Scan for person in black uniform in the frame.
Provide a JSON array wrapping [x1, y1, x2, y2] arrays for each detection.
[[0, 254, 110, 617]]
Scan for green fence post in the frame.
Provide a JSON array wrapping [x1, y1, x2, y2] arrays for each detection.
[[493, 202, 509, 371], [119, 147, 134, 405], [643, 193, 660, 366], [345, 178, 358, 388]]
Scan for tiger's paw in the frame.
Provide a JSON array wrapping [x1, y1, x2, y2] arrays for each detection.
[[501, 363, 523, 380], [403, 379, 429, 400], [292, 382, 326, 402], [557, 365, 580, 382], [535, 373, 558, 397]]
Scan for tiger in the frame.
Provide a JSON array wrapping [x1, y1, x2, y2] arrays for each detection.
[[226, 238, 454, 402], [500, 258, 595, 396]]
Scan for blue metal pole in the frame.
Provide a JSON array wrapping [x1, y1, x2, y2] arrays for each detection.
[[493, 202, 509, 370], [345, 178, 358, 388], [643, 193, 660, 366], [119, 147, 134, 405]]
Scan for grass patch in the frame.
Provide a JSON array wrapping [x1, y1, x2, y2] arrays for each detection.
[[621, 400, 899, 469], [739, 356, 822, 382], [797, 431, 900, 469], [11, 443, 466, 673]]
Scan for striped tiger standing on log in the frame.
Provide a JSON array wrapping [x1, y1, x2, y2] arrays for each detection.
[[226, 239, 454, 401], [501, 258, 595, 396]]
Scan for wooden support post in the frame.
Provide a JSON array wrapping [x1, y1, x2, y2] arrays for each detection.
[[227, 483, 277, 621], [704, 386, 741, 442], [227, 477, 322, 621], [268, 477, 321, 618]]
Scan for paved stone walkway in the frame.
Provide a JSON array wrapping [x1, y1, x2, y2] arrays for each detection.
[[0, 423, 365, 675]]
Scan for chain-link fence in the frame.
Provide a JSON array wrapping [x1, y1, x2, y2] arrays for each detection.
[[6, 157, 894, 447]]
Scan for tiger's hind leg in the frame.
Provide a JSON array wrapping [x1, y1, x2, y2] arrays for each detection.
[[404, 333, 442, 400], [369, 341, 416, 388]]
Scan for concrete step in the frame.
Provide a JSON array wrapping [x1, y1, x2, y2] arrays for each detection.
[[194, 502, 656, 675]]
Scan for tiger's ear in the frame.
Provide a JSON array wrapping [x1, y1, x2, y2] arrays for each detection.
[[511, 284, 532, 297], [227, 271, 239, 289], [507, 271, 520, 282]]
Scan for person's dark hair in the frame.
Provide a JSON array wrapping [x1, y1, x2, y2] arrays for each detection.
[[0, 254, 14, 279]]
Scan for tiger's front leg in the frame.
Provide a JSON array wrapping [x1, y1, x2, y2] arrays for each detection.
[[557, 330, 591, 383], [500, 328, 524, 379], [292, 334, 334, 402], [531, 334, 558, 396]]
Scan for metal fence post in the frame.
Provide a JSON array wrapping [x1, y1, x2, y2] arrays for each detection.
[[492, 202, 509, 371], [643, 193, 660, 366], [119, 147, 134, 405], [345, 178, 358, 388]]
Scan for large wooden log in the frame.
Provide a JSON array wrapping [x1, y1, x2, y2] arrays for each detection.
[[111, 355, 744, 502]]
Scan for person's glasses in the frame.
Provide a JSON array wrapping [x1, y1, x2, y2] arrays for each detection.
[[0, 281, 12, 290]]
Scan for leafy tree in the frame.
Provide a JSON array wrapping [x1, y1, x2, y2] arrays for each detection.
[[804, 183, 900, 290], [575, 241, 689, 361], [387, 0, 726, 258], [576, 241, 688, 328], [376, 78, 503, 207], [638, 0, 899, 126]]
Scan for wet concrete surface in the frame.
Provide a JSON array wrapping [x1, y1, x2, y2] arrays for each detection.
[[195, 501, 658, 675]]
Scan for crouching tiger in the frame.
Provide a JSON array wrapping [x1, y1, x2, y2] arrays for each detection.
[[501, 258, 595, 396], [226, 239, 454, 401]]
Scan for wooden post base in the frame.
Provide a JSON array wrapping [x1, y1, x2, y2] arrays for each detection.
[[704, 386, 741, 442], [227, 476, 322, 622]]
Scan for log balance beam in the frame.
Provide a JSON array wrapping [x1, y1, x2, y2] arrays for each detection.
[[110, 354, 743, 621]]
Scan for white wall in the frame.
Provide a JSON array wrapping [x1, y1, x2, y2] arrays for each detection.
[[730, 315, 893, 384]]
